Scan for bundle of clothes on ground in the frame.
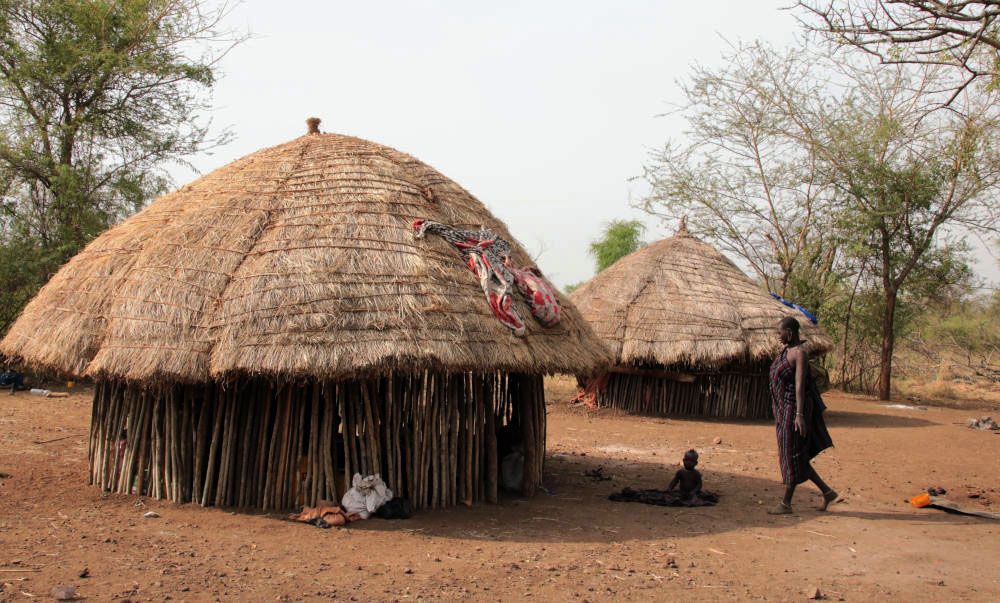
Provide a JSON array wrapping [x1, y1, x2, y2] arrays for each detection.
[[967, 416, 999, 431], [289, 473, 412, 528]]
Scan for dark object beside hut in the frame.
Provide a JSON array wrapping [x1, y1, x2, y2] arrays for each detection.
[[1, 120, 610, 511], [569, 221, 831, 420]]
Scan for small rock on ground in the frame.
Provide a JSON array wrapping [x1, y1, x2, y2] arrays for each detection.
[[51, 585, 78, 600]]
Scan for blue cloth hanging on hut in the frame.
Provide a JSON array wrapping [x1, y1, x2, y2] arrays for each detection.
[[769, 292, 819, 325]]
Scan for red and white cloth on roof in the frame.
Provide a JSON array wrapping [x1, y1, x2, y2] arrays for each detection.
[[412, 219, 561, 335]]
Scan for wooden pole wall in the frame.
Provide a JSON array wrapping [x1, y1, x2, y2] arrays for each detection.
[[596, 360, 773, 420], [87, 371, 545, 512]]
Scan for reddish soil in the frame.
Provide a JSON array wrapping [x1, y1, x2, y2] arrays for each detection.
[[1, 379, 999, 601]]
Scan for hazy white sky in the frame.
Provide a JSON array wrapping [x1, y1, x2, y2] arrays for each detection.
[[181, 0, 999, 291]]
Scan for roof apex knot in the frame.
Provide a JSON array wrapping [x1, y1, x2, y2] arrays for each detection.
[[306, 117, 321, 135], [677, 216, 690, 236]]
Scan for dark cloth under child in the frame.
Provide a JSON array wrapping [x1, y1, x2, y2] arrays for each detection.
[[609, 487, 719, 507]]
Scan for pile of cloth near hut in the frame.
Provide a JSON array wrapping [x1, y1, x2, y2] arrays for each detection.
[[0, 119, 611, 514], [289, 473, 408, 527], [570, 220, 832, 420]]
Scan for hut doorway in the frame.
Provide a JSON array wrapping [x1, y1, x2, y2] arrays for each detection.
[[89, 371, 545, 511]]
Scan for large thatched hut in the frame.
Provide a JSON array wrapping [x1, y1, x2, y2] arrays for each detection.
[[0, 119, 610, 512], [569, 222, 831, 420]]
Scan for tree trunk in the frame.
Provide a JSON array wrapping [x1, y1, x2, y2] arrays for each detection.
[[838, 261, 866, 388], [877, 286, 898, 401]]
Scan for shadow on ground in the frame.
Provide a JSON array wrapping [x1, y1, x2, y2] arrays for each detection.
[[552, 405, 937, 430], [350, 451, 949, 544], [829, 509, 987, 524], [824, 410, 936, 429]]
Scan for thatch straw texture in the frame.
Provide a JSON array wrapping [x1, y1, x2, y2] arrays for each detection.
[[2, 130, 610, 382], [569, 226, 832, 368]]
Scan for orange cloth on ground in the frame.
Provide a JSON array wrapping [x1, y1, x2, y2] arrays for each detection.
[[288, 505, 362, 526]]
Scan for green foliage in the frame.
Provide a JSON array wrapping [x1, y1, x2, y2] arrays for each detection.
[[589, 220, 645, 273], [564, 282, 582, 294], [0, 235, 50, 330], [782, 239, 841, 320], [0, 0, 240, 333], [898, 293, 1000, 390], [926, 309, 998, 356], [816, 77, 999, 397], [821, 244, 974, 392]]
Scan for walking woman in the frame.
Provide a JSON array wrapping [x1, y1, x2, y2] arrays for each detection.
[[767, 316, 837, 514]]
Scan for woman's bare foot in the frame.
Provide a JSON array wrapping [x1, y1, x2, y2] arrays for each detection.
[[767, 502, 793, 515], [818, 489, 838, 511]]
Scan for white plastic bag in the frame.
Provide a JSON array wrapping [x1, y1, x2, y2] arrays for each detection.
[[341, 473, 393, 519]]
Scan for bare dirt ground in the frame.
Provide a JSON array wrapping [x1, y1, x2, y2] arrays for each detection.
[[2, 379, 999, 602]]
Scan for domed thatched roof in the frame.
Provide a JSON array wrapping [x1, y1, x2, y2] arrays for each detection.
[[569, 224, 832, 368], [1, 125, 611, 382]]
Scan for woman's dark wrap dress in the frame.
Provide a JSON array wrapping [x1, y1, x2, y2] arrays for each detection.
[[769, 346, 833, 485]]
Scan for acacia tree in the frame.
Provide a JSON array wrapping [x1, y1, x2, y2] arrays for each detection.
[[0, 0, 241, 332], [814, 70, 1000, 400], [797, 1, 1000, 102], [643, 40, 1000, 399], [802, 64, 1000, 398], [640, 42, 841, 311]]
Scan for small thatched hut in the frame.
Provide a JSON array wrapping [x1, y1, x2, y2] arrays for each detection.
[[1, 119, 610, 511], [569, 222, 831, 420]]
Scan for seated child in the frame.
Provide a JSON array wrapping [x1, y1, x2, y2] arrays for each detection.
[[608, 449, 720, 508], [667, 449, 703, 503], [666, 449, 718, 506]]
